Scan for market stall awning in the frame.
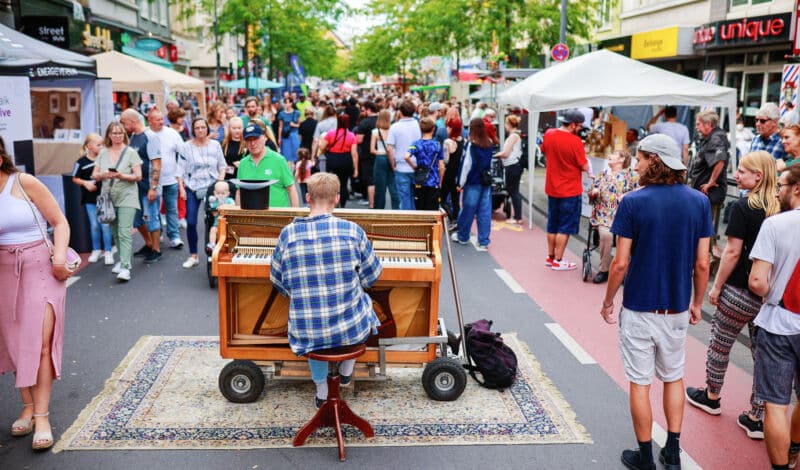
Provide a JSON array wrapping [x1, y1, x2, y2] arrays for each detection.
[[220, 77, 283, 90], [409, 84, 450, 92], [121, 46, 174, 69], [0, 23, 96, 79]]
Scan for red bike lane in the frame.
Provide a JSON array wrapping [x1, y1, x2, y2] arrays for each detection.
[[486, 220, 769, 469]]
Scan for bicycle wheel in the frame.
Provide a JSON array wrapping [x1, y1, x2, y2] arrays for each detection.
[[582, 249, 592, 282]]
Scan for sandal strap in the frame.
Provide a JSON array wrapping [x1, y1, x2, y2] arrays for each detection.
[[32, 412, 49, 417]]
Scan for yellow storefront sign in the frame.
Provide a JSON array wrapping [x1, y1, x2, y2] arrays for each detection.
[[631, 27, 679, 60]]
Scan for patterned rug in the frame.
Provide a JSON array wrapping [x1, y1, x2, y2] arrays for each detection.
[[54, 335, 591, 451]]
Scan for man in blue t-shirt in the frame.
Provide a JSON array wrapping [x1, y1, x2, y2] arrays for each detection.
[[601, 134, 713, 470]]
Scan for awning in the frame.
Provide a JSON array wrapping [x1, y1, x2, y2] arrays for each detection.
[[0, 22, 96, 78], [121, 46, 174, 69]]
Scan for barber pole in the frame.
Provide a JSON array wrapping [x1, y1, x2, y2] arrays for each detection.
[[702, 70, 717, 111], [782, 64, 799, 115]]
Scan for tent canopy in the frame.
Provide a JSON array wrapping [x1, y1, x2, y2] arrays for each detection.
[[220, 77, 283, 90], [498, 49, 736, 111], [0, 23, 96, 78], [92, 51, 205, 114]]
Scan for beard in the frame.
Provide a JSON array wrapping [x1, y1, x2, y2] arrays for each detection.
[[780, 193, 793, 212]]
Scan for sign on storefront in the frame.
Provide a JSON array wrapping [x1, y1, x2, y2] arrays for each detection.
[[694, 13, 792, 50]]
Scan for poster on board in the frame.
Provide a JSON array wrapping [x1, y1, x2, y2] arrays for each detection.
[[0, 76, 33, 161]]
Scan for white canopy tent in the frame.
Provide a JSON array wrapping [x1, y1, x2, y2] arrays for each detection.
[[497, 49, 738, 228], [92, 51, 207, 116]]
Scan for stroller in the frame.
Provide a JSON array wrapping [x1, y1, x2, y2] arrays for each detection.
[[204, 180, 238, 288], [489, 157, 512, 219], [581, 223, 600, 282]]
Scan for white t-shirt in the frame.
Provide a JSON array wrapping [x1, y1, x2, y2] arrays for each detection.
[[650, 121, 690, 148], [751, 208, 800, 335], [151, 126, 184, 187]]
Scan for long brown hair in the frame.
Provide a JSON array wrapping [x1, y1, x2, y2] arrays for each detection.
[[0, 135, 18, 174], [103, 121, 129, 147], [469, 117, 490, 148], [637, 151, 685, 186]]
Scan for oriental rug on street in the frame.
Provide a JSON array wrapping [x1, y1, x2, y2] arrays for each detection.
[[54, 334, 591, 451]]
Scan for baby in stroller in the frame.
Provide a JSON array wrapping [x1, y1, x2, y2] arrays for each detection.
[[205, 180, 236, 255]]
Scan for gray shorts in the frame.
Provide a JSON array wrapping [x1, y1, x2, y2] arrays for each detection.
[[618, 307, 689, 385], [753, 328, 800, 405]]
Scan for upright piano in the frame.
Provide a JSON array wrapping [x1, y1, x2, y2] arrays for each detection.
[[212, 206, 444, 367]]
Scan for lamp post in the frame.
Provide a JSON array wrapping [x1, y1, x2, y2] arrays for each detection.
[[559, 0, 566, 45], [214, 0, 220, 96]]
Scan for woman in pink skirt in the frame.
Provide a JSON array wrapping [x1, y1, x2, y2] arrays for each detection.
[[0, 137, 71, 451]]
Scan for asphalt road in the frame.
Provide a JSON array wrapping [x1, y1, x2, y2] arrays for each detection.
[[0, 199, 640, 470]]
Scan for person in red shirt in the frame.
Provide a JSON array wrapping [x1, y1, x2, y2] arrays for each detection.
[[541, 109, 593, 271]]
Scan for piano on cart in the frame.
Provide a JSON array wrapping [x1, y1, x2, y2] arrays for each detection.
[[212, 206, 467, 403]]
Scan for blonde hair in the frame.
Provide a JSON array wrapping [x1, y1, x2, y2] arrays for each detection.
[[376, 109, 392, 130], [222, 116, 247, 157], [741, 151, 781, 217], [82, 132, 103, 156], [103, 121, 129, 147], [213, 180, 230, 196], [505, 115, 520, 129], [306, 172, 339, 203]]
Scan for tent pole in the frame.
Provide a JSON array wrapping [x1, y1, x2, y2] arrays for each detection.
[[528, 111, 539, 230]]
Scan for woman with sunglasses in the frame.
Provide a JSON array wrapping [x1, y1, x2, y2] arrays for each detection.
[[177, 117, 227, 269]]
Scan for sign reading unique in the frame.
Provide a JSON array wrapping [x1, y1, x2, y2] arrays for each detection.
[[694, 13, 791, 50]]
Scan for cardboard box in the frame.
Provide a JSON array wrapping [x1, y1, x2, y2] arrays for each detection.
[[603, 114, 628, 153]]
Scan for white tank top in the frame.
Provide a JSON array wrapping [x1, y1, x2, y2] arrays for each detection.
[[502, 132, 522, 167], [0, 173, 46, 245]]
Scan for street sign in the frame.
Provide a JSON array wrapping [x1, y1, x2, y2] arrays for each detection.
[[551, 43, 570, 62]]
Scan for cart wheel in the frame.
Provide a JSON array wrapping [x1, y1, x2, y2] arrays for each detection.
[[422, 357, 467, 401], [582, 249, 592, 282], [207, 262, 216, 288], [218, 360, 265, 403]]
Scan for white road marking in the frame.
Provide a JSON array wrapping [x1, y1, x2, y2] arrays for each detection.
[[652, 422, 702, 469], [544, 323, 597, 365], [66, 276, 81, 288], [494, 269, 525, 293]]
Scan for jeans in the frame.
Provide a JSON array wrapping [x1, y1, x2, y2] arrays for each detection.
[[162, 183, 180, 241], [456, 184, 491, 246], [504, 163, 523, 221], [186, 189, 202, 255], [395, 171, 416, 210], [373, 155, 398, 209], [84, 203, 113, 251], [111, 206, 137, 269]]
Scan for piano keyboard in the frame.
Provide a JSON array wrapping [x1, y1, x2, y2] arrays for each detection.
[[232, 252, 272, 264], [377, 251, 433, 268]]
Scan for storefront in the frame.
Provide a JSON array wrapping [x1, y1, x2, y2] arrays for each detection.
[[694, 12, 793, 126]]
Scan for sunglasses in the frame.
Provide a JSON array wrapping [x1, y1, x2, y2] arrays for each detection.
[[755, 118, 772, 124]]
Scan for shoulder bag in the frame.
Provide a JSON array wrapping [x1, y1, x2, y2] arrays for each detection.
[[15, 174, 81, 272], [414, 142, 440, 185], [96, 146, 131, 224]]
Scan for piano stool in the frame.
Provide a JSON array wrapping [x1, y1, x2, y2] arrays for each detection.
[[292, 343, 374, 461]]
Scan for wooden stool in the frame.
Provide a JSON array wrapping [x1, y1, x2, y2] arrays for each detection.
[[292, 344, 374, 461]]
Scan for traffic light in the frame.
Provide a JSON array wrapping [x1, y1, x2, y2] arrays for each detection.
[[247, 24, 260, 59]]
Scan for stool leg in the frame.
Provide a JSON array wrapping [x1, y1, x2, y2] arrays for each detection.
[[338, 401, 374, 438], [333, 401, 346, 461]]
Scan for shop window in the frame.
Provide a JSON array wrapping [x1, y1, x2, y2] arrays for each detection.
[[598, 0, 612, 29], [731, 0, 772, 6], [160, 0, 169, 27], [767, 72, 782, 104], [743, 73, 764, 117], [139, 0, 149, 18]]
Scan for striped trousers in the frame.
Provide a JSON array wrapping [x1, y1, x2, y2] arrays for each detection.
[[705, 284, 764, 419]]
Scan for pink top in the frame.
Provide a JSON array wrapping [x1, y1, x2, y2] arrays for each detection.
[[0, 173, 46, 245], [324, 129, 357, 153]]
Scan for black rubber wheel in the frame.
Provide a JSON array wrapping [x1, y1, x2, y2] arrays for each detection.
[[218, 360, 265, 403], [582, 249, 592, 282], [207, 261, 216, 288], [422, 357, 467, 401]]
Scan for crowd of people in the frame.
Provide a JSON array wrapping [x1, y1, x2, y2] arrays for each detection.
[[2, 85, 800, 468]]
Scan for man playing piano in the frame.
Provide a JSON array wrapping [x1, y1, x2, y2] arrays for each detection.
[[270, 172, 383, 407]]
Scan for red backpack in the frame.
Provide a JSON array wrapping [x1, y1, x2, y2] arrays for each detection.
[[781, 260, 800, 314]]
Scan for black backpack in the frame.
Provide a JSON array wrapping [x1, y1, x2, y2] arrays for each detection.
[[464, 319, 518, 390]]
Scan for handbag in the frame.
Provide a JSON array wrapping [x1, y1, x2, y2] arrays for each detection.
[[96, 147, 129, 224], [414, 142, 441, 185], [480, 168, 494, 186], [15, 174, 81, 273]]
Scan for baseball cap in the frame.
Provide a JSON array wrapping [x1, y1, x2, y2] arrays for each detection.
[[243, 123, 264, 139], [558, 109, 585, 125], [637, 134, 685, 170], [429, 102, 442, 112]]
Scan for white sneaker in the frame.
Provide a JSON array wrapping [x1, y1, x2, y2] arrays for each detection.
[[104, 252, 115, 265], [450, 232, 468, 245], [475, 245, 488, 252], [111, 262, 121, 274], [551, 259, 578, 271], [182, 256, 199, 268], [170, 238, 184, 249], [88, 250, 102, 263], [178, 219, 187, 229], [160, 215, 167, 226], [111, 246, 118, 254], [116, 268, 131, 281]]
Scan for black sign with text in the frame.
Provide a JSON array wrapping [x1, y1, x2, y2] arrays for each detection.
[[20, 16, 69, 49], [694, 13, 792, 50]]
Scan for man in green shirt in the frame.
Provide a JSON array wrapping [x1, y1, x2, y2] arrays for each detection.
[[236, 123, 299, 208], [295, 94, 312, 122]]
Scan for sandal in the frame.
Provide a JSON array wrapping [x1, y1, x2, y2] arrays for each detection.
[[31, 412, 53, 450], [11, 403, 33, 436]]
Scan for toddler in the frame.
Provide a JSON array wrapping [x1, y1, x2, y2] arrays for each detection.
[[206, 181, 235, 254]]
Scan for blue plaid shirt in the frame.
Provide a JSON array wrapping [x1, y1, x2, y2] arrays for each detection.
[[270, 214, 382, 356], [750, 133, 787, 161]]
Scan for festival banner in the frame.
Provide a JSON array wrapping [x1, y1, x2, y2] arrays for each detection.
[[0, 76, 33, 163]]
